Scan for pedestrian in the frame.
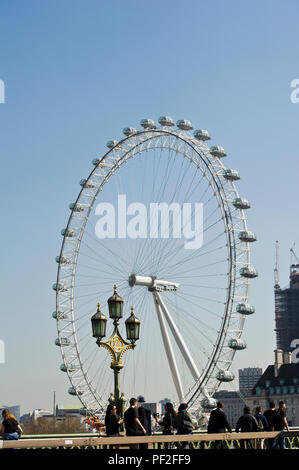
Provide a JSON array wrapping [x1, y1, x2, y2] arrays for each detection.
[[263, 401, 276, 449], [174, 403, 193, 449], [273, 400, 289, 450], [160, 402, 176, 449], [137, 396, 152, 449], [1, 409, 23, 441], [254, 406, 268, 449], [208, 401, 232, 449], [124, 397, 147, 449], [105, 404, 123, 449], [235, 406, 258, 449]]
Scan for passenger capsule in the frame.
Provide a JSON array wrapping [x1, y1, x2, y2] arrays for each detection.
[[228, 338, 247, 350], [107, 140, 119, 149], [55, 337, 70, 347], [216, 370, 235, 382], [210, 146, 227, 158], [233, 198, 251, 210], [52, 283, 68, 292], [140, 119, 156, 129], [236, 303, 255, 315], [123, 127, 137, 136], [52, 311, 69, 320], [68, 387, 83, 396], [200, 397, 217, 410], [222, 169, 240, 181], [69, 202, 85, 212], [60, 363, 78, 372], [61, 228, 76, 237], [92, 158, 100, 166], [55, 255, 70, 264], [80, 179, 96, 188], [238, 231, 257, 243], [240, 266, 258, 278], [176, 120, 193, 131], [193, 129, 211, 141], [158, 116, 175, 127]]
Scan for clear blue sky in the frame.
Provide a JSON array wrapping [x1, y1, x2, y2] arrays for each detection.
[[1, 0, 299, 414]]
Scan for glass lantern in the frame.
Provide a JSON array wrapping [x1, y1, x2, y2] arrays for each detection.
[[125, 306, 141, 343], [91, 303, 107, 339], [107, 285, 124, 322]]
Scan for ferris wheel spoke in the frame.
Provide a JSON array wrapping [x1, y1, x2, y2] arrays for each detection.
[[84, 230, 130, 274], [169, 259, 228, 279], [153, 215, 225, 276], [80, 240, 126, 276], [158, 240, 226, 278], [164, 295, 218, 344]]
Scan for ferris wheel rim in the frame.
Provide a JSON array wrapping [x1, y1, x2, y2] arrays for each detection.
[[55, 124, 253, 412]]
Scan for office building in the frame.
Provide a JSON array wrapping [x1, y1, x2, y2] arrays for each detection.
[[239, 367, 263, 396]]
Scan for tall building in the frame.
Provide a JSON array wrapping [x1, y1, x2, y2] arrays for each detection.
[[239, 367, 263, 396], [275, 263, 299, 353]]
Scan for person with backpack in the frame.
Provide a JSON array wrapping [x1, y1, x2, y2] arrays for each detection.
[[273, 400, 289, 449], [263, 401, 276, 449], [254, 406, 268, 449], [235, 406, 258, 449], [174, 403, 193, 449]]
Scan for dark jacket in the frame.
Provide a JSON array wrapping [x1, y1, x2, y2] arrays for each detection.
[[162, 411, 176, 435], [236, 413, 258, 432], [208, 407, 232, 433], [174, 410, 193, 435], [138, 406, 152, 435]]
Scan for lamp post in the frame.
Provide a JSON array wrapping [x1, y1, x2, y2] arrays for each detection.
[[91, 285, 140, 419]]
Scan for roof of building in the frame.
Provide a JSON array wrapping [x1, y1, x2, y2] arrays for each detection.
[[56, 404, 85, 410], [252, 363, 299, 395]]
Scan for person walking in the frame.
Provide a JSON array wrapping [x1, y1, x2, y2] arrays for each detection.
[[254, 406, 268, 449], [105, 404, 123, 449], [124, 397, 147, 449], [160, 402, 176, 449], [1, 409, 23, 441], [208, 401, 232, 449], [235, 406, 258, 449], [137, 396, 152, 449], [273, 400, 289, 450], [174, 403, 193, 449], [263, 401, 276, 449]]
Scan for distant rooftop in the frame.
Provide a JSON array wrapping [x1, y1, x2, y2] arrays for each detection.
[[252, 363, 299, 394]]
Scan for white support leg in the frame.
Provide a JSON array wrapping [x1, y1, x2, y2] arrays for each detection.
[[152, 292, 184, 403], [155, 291, 210, 399]]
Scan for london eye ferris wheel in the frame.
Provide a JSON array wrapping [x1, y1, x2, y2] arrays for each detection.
[[53, 116, 257, 414]]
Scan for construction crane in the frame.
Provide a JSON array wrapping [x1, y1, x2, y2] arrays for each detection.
[[290, 246, 299, 265], [274, 240, 280, 289]]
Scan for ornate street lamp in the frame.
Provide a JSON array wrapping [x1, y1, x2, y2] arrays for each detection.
[[91, 286, 140, 420]]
